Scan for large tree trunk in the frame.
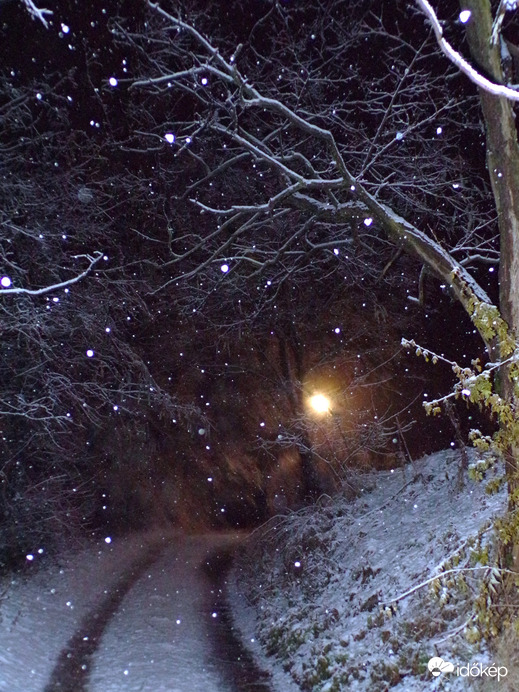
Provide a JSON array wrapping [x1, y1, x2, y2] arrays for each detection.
[[464, 1, 519, 333], [464, 0, 519, 576]]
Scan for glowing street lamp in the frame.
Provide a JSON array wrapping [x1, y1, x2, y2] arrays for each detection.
[[308, 393, 331, 415]]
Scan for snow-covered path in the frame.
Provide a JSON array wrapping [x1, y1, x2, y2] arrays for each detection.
[[88, 533, 269, 692], [0, 530, 290, 692]]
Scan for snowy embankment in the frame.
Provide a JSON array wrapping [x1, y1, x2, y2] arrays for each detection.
[[230, 450, 507, 691]]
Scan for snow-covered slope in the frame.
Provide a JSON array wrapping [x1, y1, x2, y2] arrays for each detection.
[[0, 450, 507, 692], [230, 449, 506, 691]]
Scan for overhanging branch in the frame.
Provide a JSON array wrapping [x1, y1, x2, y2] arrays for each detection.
[[415, 0, 519, 100]]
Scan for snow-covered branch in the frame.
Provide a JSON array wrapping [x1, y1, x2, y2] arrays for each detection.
[[21, 0, 52, 28], [415, 0, 519, 100], [140, 4, 492, 314], [387, 566, 508, 605], [0, 251, 104, 297], [124, 1, 501, 354]]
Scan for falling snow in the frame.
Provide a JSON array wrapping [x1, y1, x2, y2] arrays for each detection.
[[233, 450, 506, 691]]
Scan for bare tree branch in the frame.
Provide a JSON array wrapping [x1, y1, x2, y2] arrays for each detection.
[[415, 0, 519, 99], [0, 252, 105, 297], [20, 0, 52, 28]]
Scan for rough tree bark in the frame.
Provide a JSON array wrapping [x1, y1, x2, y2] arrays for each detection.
[[462, 0, 519, 337], [461, 0, 519, 580]]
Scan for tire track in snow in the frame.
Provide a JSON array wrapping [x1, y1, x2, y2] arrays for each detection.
[[202, 546, 273, 691], [43, 542, 164, 692]]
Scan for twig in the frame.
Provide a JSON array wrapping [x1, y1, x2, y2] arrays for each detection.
[[21, 0, 52, 28], [387, 566, 515, 605], [432, 614, 476, 644]]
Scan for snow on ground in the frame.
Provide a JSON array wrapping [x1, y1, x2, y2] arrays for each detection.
[[0, 527, 297, 691], [231, 449, 507, 691], [88, 532, 272, 692], [0, 529, 169, 691], [0, 449, 508, 692], [88, 534, 230, 691]]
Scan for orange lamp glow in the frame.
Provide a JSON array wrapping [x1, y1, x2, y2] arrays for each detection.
[[308, 393, 331, 414]]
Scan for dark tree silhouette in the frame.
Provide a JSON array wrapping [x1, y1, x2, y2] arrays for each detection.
[[0, 73, 195, 561]]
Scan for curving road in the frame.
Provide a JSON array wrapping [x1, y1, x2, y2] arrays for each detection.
[[42, 533, 279, 692]]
